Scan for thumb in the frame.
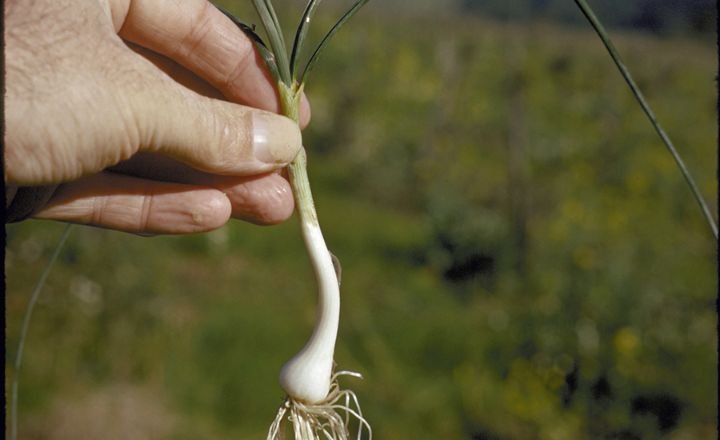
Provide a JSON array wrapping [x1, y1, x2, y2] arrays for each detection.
[[123, 72, 302, 176]]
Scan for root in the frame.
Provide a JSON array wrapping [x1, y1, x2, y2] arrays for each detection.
[[267, 371, 371, 440]]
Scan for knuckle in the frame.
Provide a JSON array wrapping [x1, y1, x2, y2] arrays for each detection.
[[137, 192, 154, 232], [219, 41, 255, 92], [190, 195, 229, 230], [174, 1, 213, 60], [90, 195, 109, 227]]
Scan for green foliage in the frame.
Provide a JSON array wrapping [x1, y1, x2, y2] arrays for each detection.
[[417, 0, 716, 36], [5, 7, 716, 440]]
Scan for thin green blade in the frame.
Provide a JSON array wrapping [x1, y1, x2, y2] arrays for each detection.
[[299, 0, 370, 84], [290, 0, 324, 78], [574, 0, 718, 239], [251, 0, 291, 84]]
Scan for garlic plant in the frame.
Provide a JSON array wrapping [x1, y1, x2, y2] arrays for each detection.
[[223, 1, 371, 438]]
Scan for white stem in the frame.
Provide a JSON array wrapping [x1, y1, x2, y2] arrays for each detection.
[[279, 148, 340, 404]]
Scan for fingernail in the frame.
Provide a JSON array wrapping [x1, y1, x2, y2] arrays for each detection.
[[252, 112, 302, 164]]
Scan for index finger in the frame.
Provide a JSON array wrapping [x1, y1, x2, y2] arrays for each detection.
[[113, 0, 310, 127]]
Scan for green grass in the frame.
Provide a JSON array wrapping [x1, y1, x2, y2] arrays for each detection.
[[5, 7, 716, 440]]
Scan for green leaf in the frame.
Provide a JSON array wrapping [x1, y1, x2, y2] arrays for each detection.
[[290, 0, 324, 79], [251, 0, 291, 85], [574, 0, 718, 239], [299, 0, 371, 84]]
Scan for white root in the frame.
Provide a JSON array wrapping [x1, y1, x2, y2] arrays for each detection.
[[268, 371, 372, 440]]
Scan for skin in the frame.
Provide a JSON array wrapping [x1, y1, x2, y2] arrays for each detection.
[[4, 0, 312, 234]]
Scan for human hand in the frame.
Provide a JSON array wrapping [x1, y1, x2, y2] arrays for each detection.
[[4, 0, 311, 234]]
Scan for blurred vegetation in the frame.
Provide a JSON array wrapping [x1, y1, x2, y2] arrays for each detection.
[[5, 2, 716, 439], [384, 0, 716, 37]]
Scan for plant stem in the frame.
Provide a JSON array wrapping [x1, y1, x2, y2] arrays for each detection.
[[282, 147, 340, 403], [574, 0, 718, 239], [277, 81, 340, 403]]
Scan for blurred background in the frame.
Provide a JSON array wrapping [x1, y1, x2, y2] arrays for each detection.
[[5, 0, 716, 438]]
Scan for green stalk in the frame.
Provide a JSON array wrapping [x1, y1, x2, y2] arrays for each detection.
[[276, 80, 316, 228], [288, 149, 319, 227], [574, 0, 718, 239], [278, 81, 303, 124], [276, 79, 316, 227]]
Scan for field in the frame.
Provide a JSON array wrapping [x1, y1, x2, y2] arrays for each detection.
[[5, 3, 716, 439]]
